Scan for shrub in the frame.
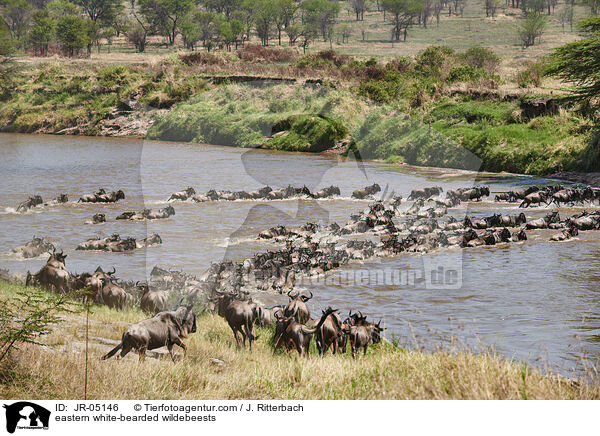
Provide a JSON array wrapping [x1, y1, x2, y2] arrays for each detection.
[[517, 61, 545, 88], [447, 65, 488, 83], [237, 44, 296, 62], [179, 51, 228, 66], [316, 50, 352, 67], [415, 46, 456, 80], [461, 47, 500, 74]]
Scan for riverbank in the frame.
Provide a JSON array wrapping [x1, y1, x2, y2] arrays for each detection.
[[1, 48, 598, 175], [1, 281, 597, 400]]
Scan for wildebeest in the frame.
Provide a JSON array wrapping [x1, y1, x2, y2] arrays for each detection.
[[16, 195, 43, 212], [315, 308, 344, 355], [76, 234, 137, 252], [79, 189, 125, 203], [168, 187, 196, 201], [136, 233, 162, 248], [352, 183, 381, 199], [85, 213, 106, 224], [550, 225, 578, 241], [139, 282, 169, 314], [214, 292, 258, 349], [283, 290, 313, 324], [519, 190, 549, 208], [408, 186, 443, 200], [96, 276, 130, 309], [312, 185, 341, 199], [102, 305, 196, 361], [526, 211, 560, 229], [26, 250, 71, 293], [345, 320, 385, 357], [11, 237, 54, 259], [273, 307, 335, 356]]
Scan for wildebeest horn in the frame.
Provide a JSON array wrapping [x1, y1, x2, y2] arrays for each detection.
[[305, 291, 313, 300], [287, 289, 298, 298], [108, 266, 116, 275]]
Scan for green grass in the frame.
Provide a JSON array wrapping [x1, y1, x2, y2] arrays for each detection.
[[147, 83, 371, 150], [1, 281, 598, 400]]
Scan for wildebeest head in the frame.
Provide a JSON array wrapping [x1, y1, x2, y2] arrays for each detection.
[[116, 190, 125, 200], [186, 187, 195, 196], [49, 249, 67, 266]]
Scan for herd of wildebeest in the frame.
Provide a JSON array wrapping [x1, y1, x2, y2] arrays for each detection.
[[4, 181, 600, 360]]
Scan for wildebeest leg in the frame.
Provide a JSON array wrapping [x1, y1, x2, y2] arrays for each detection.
[[363, 346, 368, 356], [138, 346, 147, 361]]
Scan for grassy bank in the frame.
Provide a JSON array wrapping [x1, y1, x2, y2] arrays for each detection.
[[1, 281, 598, 400], [1, 45, 598, 175]]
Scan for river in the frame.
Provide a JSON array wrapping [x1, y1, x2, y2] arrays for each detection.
[[1, 132, 599, 377]]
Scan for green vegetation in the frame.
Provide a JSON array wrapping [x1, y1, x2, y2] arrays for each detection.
[[548, 17, 600, 113], [147, 83, 369, 151], [2, 281, 598, 400]]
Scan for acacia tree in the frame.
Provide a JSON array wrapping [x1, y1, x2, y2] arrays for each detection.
[[301, 0, 341, 42], [75, 0, 123, 24], [519, 11, 547, 46], [351, 0, 368, 20], [548, 18, 600, 111], [55, 15, 91, 56], [273, 0, 296, 45], [381, 0, 424, 41], [1, 0, 31, 39], [27, 9, 54, 56], [138, 0, 193, 45]]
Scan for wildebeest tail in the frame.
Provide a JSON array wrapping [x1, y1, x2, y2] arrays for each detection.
[[101, 343, 121, 360], [245, 317, 256, 342], [102, 334, 126, 360]]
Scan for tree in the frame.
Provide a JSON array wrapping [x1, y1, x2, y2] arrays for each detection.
[[519, 11, 546, 47], [0, 17, 15, 101], [273, 0, 296, 45], [301, 0, 341, 41], [0, 289, 77, 364], [179, 11, 202, 50], [55, 15, 91, 56], [27, 9, 54, 56], [46, 0, 78, 18], [249, 0, 276, 45], [381, 0, 424, 41], [1, 0, 32, 39], [285, 21, 302, 45], [584, 0, 600, 15], [558, 3, 574, 32], [74, 0, 123, 24], [137, 0, 194, 45], [548, 18, 600, 111], [485, 0, 501, 17], [127, 24, 148, 51], [351, 0, 368, 20], [299, 22, 317, 53]]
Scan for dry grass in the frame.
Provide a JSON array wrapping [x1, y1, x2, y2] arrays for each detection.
[[1, 282, 598, 400]]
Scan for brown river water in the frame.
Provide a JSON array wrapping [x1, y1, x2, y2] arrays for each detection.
[[1, 133, 600, 376]]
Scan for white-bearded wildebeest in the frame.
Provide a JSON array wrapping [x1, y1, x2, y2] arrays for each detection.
[[283, 290, 313, 324], [79, 189, 125, 203], [12, 237, 55, 259], [26, 250, 71, 293], [138, 282, 169, 314], [345, 319, 385, 357], [102, 306, 196, 362], [214, 292, 258, 349], [16, 195, 43, 212], [352, 183, 381, 199], [168, 187, 196, 201], [273, 307, 336, 357], [315, 308, 344, 355]]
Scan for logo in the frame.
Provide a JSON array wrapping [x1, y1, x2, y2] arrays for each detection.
[[3, 402, 50, 434]]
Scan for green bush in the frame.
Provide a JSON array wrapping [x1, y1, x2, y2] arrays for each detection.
[[461, 47, 500, 73], [447, 65, 487, 83], [351, 107, 481, 170]]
